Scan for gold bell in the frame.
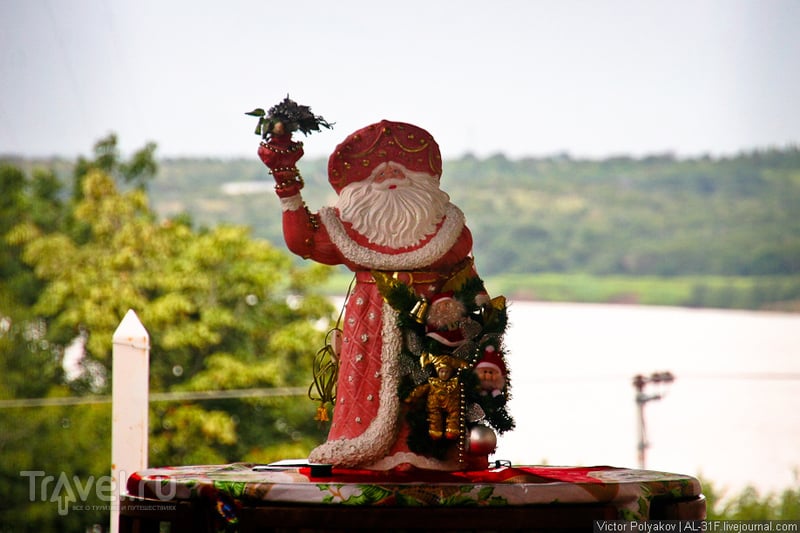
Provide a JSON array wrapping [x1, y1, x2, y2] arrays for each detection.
[[315, 404, 330, 422], [409, 297, 429, 324]]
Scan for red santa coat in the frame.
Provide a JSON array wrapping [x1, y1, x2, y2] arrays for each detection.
[[280, 199, 476, 469]]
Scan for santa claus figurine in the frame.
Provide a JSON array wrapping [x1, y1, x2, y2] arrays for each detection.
[[258, 116, 511, 470]]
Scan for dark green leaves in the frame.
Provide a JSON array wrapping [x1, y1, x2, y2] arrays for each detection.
[[245, 95, 333, 140]]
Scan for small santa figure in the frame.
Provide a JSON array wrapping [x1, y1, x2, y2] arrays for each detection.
[[425, 292, 468, 348], [474, 346, 507, 397]]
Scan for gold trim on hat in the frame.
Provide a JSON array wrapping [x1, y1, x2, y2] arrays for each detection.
[[331, 123, 441, 190]]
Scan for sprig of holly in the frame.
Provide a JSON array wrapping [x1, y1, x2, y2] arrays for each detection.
[[245, 95, 333, 140]]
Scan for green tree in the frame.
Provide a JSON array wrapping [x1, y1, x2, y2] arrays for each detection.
[[703, 477, 800, 520], [1, 163, 67, 400], [72, 133, 157, 200], [1, 142, 334, 531]]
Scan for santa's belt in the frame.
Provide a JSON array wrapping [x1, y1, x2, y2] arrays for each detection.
[[356, 270, 449, 286]]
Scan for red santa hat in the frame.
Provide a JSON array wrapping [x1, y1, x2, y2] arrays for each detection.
[[327, 120, 442, 193], [474, 288, 491, 306], [428, 291, 456, 307], [475, 345, 506, 375]]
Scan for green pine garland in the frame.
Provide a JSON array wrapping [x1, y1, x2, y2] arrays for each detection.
[[373, 271, 515, 457]]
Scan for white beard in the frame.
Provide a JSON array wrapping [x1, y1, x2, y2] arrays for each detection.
[[336, 167, 451, 249]]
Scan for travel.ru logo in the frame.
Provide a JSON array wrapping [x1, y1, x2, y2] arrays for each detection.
[[20, 470, 176, 516]]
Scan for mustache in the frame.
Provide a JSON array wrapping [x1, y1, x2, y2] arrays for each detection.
[[372, 178, 406, 191]]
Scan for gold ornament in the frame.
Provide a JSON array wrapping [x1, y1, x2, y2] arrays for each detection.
[[409, 296, 429, 324]]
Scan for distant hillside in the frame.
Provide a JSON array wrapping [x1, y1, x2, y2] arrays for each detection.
[[149, 148, 800, 279], [7, 148, 799, 309]]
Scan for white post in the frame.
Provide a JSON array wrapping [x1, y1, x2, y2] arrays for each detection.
[[111, 309, 149, 533]]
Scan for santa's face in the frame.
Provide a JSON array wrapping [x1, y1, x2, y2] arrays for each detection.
[[335, 162, 450, 249], [371, 164, 406, 187], [427, 297, 466, 329], [476, 366, 505, 391]]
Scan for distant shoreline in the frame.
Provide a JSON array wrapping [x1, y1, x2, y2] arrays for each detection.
[[319, 271, 800, 314]]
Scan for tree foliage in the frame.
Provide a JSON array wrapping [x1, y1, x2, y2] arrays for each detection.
[[0, 135, 333, 531], [702, 477, 800, 520], [446, 150, 800, 278]]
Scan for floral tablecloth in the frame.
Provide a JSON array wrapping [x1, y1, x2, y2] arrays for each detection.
[[127, 463, 701, 524]]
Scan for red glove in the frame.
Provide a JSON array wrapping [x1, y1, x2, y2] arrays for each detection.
[[257, 133, 303, 169], [257, 133, 305, 197]]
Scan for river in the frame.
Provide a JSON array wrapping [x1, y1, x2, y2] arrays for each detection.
[[492, 301, 800, 496]]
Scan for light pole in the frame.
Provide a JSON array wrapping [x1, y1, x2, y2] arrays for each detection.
[[633, 371, 674, 469]]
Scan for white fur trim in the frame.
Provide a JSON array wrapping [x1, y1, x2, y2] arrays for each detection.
[[308, 302, 403, 467], [365, 451, 461, 471], [279, 194, 304, 212], [318, 204, 465, 270]]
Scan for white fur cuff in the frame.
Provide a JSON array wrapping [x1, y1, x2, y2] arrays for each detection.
[[279, 194, 304, 212]]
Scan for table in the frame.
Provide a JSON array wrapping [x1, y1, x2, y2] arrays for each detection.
[[120, 463, 705, 532]]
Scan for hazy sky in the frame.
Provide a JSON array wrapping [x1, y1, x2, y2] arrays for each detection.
[[1, 0, 799, 160]]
